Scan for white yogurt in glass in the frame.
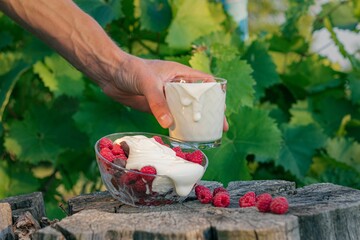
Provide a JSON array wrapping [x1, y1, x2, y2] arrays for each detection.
[[165, 77, 226, 148], [114, 135, 205, 196]]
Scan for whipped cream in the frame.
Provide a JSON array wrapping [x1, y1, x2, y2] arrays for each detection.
[[165, 81, 226, 142], [114, 135, 205, 196]]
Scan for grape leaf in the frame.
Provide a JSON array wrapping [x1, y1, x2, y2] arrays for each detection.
[[348, 72, 360, 105], [4, 97, 87, 164], [140, 0, 171, 32], [213, 58, 255, 112], [277, 124, 327, 179], [0, 61, 29, 122], [166, 0, 222, 49], [309, 155, 360, 189], [315, 2, 358, 30], [74, 0, 123, 27], [0, 160, 40, 198], [189, 51, 211, 74], [204, 107, 282, 184], [73, 86, 163, 145], [243, 41, 280, 100], [22, 36, 53, 63], [289, 100, 315, 126], [33, 55, 85, 98], [309, 96, 357, 136], [326, 137, 360, 173], [203, 137, 250, 185], [0, 31, 12, 50]]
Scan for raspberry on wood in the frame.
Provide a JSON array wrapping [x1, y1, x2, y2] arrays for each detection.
[[256, 193, 273, 212], [239, 191, 256, 208], [197, 188, 213, 204], [270, 196, 289, 214], [212, 192, 230, 208], [195, 185, 208, 197], [213, 187, 228, 197]]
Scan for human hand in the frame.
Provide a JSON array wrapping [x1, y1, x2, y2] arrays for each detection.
[[101, 54, 229, 131]]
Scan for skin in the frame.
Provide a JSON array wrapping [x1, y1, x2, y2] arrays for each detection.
[[0, 0, 229, 131]]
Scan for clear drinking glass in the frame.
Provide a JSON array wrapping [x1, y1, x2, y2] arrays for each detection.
[[165, 77, 227, 149]]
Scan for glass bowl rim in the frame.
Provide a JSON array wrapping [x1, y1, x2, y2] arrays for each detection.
[[94, 131, 209, 178]]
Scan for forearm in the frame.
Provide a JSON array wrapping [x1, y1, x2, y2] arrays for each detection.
[[0, 0, 127, 87]]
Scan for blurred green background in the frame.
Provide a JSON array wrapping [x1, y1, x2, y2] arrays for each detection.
[[1, 0, 360, 219]]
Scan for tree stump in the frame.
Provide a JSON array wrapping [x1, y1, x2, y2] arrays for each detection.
[[32, 180, 360, 240], [0, 203, 14, 240], [0, 192, 46, 223]]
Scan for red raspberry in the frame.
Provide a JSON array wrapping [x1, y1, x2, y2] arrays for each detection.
[[270, 197, 289, 214], [185, 150, 204, 165], [99, 137, 113, 149], [194, 185, 208, 197], [172, 146, 186, 159], [213, 187, 228, 197], [140, 166, 157, 182], [239, 191, 256, 208], [99, 148, 116, 162], [153, 136, 165, 145], [112, 144, 128, 160], [256, 193, 273, 212], [212, 192, 230, 208], [197, 188, 213, 204], [132, 179, 147, 193], [119, 171, 140, 186]]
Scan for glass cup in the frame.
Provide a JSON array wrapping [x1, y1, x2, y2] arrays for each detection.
[[165, 77, 227, 149]]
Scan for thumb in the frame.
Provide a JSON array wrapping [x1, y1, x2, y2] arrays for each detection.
[[145, 86, 174, 129]]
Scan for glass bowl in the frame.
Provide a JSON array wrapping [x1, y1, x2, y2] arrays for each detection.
[[94, 132, 208, 207]]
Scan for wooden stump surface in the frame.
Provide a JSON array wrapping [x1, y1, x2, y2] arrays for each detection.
[[31, 180, 360, 240]]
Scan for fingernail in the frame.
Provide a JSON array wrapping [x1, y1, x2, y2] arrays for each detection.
[[159, 113, 173, 128]]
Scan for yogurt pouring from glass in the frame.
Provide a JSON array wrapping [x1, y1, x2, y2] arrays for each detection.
[[165, 78, 226, 146], [114, 135, 205, 196]]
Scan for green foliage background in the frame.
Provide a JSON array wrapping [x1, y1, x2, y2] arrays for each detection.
[[1, 0, 360, 219]]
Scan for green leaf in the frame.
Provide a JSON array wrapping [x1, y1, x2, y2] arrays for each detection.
[[0, 31, 12, 50], [231, 107, 282, 160], [243, 41, 280, 100], [4, 97, 87, 164], [0, 160, 40, 198], [289, 100, 315, 126], [277, 124, 327, 179], [315, 2, 358, 30], [309, 96, 357, 136], [166, 0, 222, 49], [213, 59, 255, 112], [74, 0, 123, 27], [269, 34, 308, 54], [140, 0, 172, 32], [73, 86, 162, 145], [203, 137, 250, 185], [0, 61, 30, 122], [22, 36, 53, 63], [33, 55, 85, 98], [326, 137, 360, 173], [189, 51, 211, 74], [205, 107, 282, 184], [348, 72, 360, 105]]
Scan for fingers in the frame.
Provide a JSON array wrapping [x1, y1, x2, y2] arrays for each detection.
[[144, 85, 174, 129]]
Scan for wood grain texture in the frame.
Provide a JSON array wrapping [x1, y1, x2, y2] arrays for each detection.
[[32, 181, 360, 240], [0, 203, 14, 240], [0, 192, 46, 223]]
